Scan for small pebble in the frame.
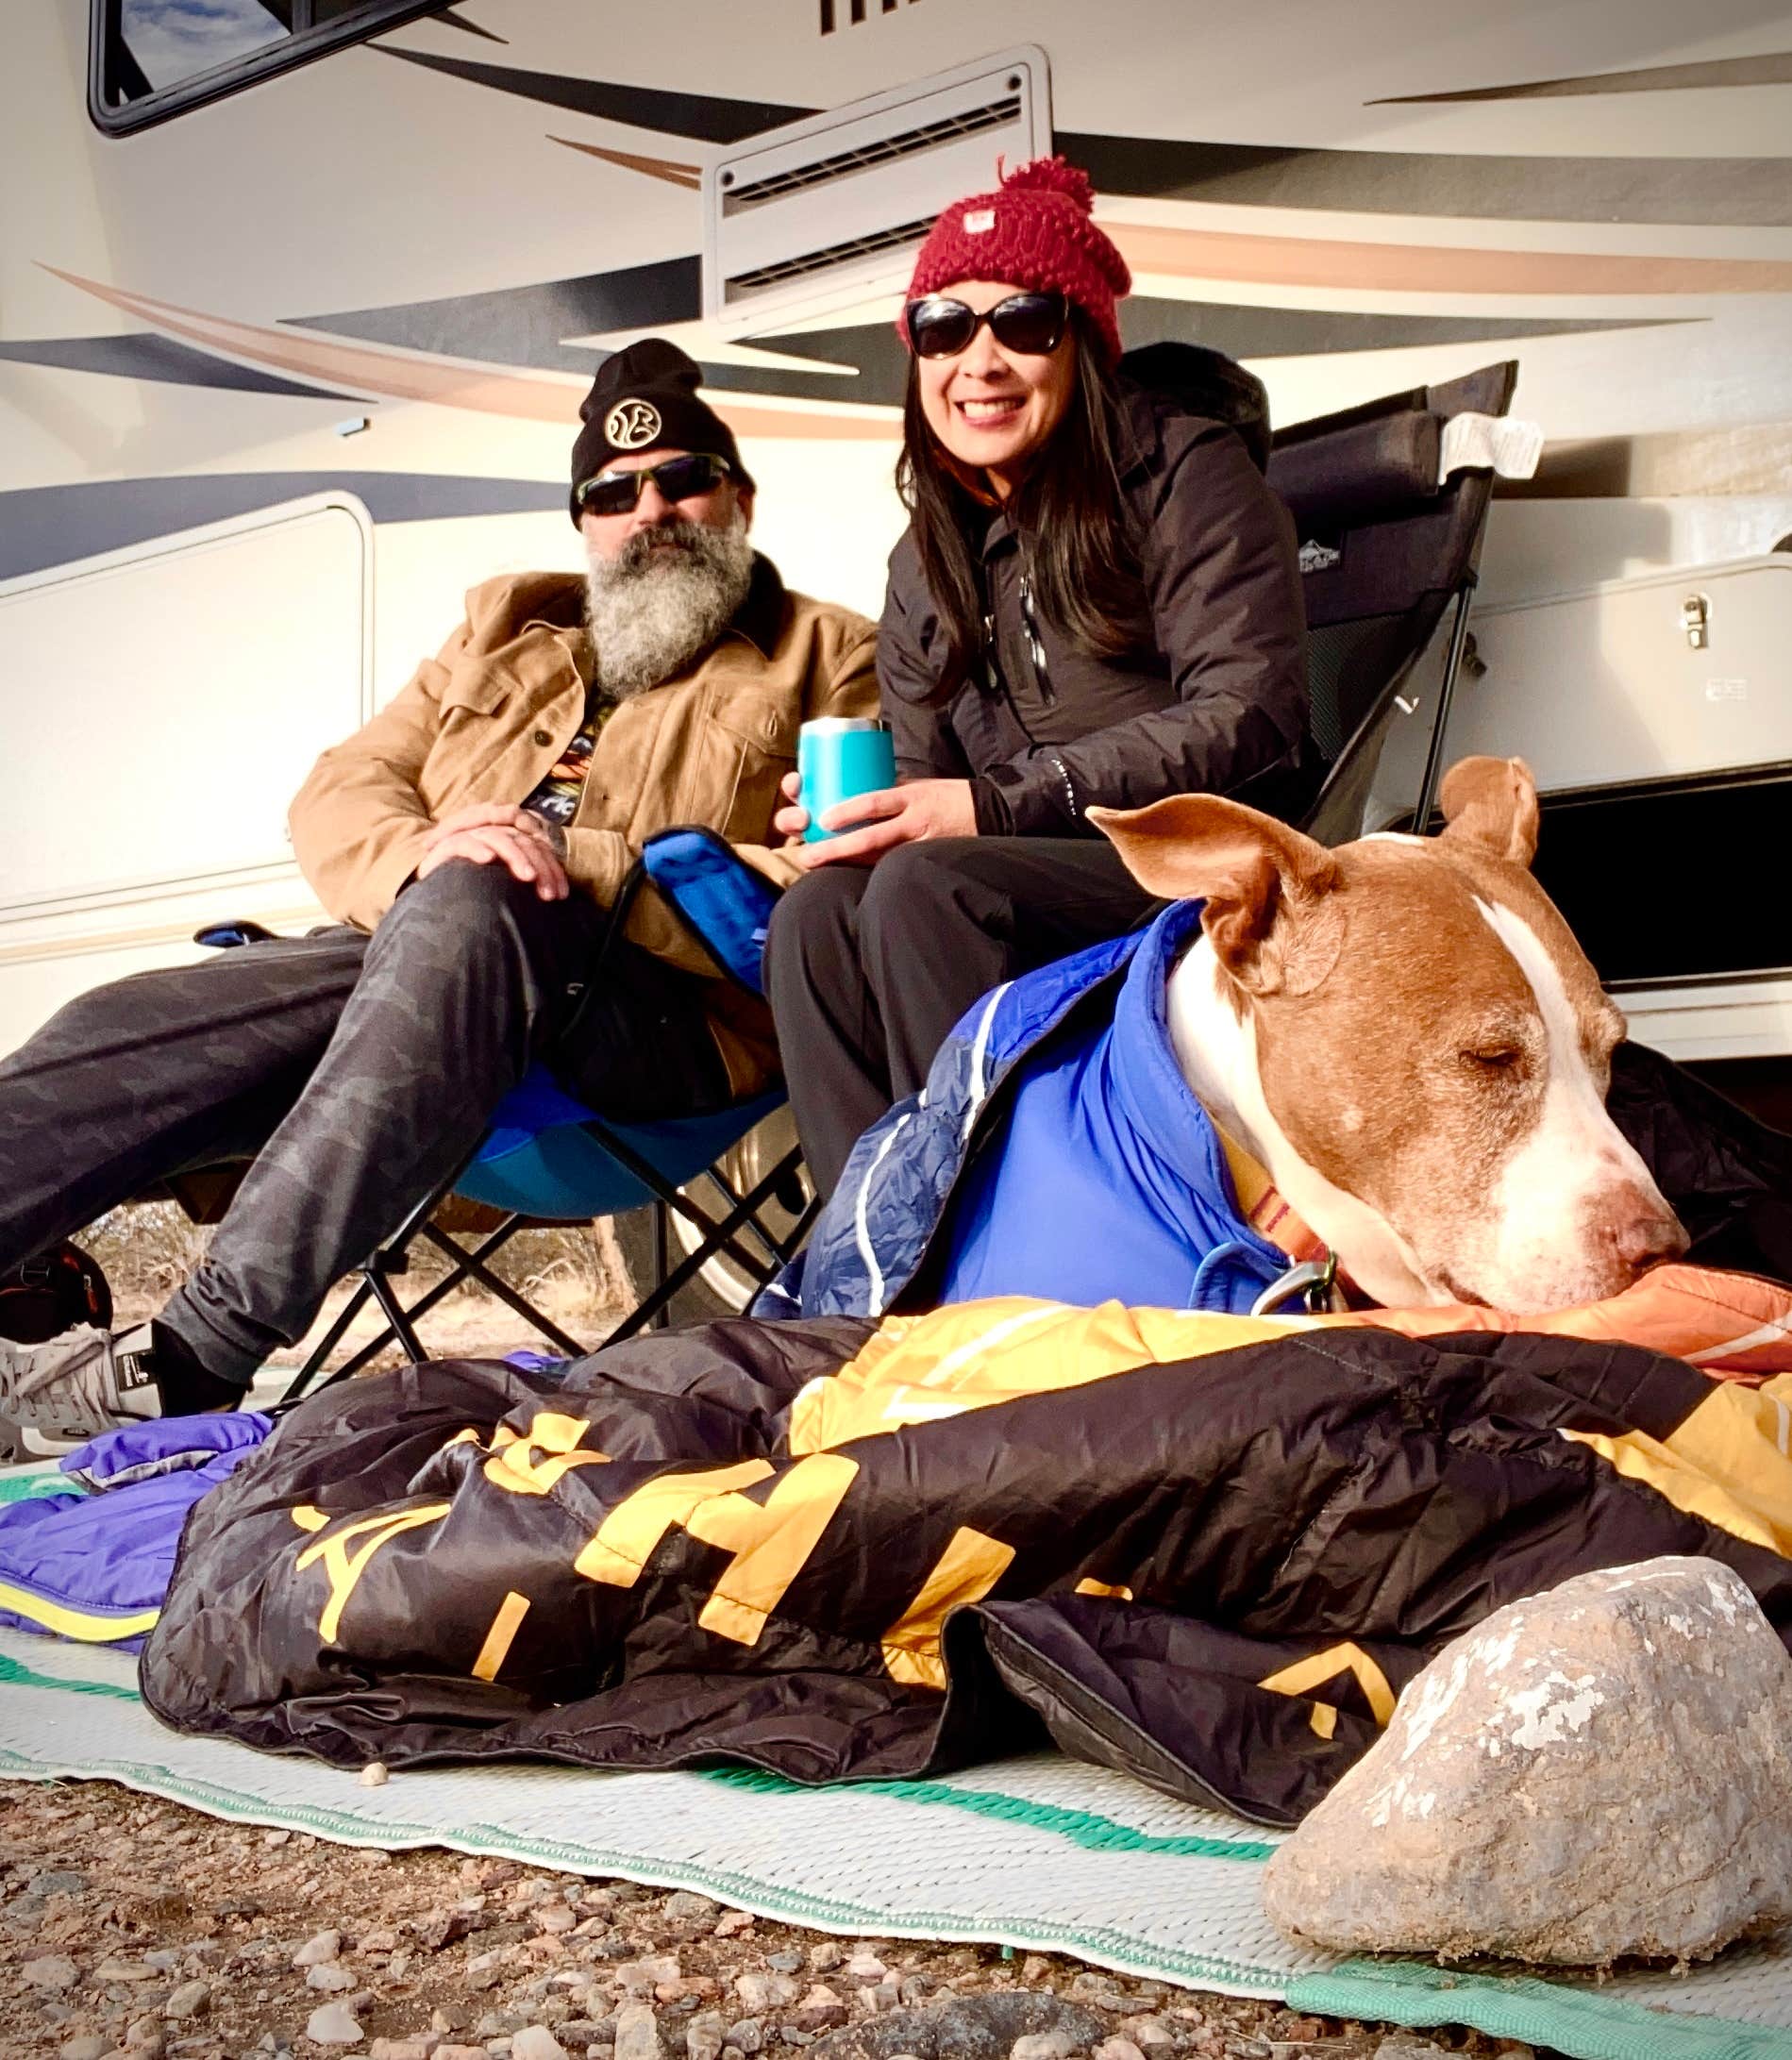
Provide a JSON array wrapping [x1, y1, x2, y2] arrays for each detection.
[[1094, 2042, 1148, 2060], [685, 2011, 727, 2060], [359, 1761, 390, 1788], [162, 1980, 209, 2019], [712, 1912, 753, 1939], [293, 1929, 343, 1968], [308, 1962, 359, 1993], [61, 2038, 111, 2060], [24, 1953, 80, 1989], [1010, 2035, 1077, 2060], [511, 2030, 570, 2060], [305, 2000, 366, 2046], [613, 2003, 663, 2060]]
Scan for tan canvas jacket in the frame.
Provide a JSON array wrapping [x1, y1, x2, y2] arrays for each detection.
[[289, 557, 878, 1095]]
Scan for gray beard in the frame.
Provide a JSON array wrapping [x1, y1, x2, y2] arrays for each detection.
[[584, 512, 755, 699]]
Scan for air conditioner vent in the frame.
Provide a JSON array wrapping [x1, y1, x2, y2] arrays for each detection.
[[727, 214, 938, 299], [704, 46, 1050, 337], [723, 97, 1021, 213]]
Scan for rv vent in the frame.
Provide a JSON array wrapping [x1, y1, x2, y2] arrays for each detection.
[[727, 215, 938, 298], [723, 99, 1021, 212], [704, 46, 1050, 337]]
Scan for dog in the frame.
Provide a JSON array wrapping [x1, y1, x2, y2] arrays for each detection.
[[1091, 754, 1687, 1315]]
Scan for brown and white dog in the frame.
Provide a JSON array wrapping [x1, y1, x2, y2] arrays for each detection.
[[1091, 755, 1687, 1315]]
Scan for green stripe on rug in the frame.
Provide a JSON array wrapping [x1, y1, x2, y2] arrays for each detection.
[[707, 1767, 1275, 1861], [0, 1651, 140, 1700], [1288, 1961, 1791, 2060]]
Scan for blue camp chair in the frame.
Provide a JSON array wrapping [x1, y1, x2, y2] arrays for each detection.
[[203, 829, 813, 1401]]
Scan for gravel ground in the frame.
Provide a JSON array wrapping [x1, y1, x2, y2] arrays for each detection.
[[0, 1781, 1531, 2060]]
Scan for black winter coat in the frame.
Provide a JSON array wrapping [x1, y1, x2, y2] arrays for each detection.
[[879, 364, 1311, 836]]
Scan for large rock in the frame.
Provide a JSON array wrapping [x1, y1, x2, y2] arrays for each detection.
[[1264, 1556, 1792, 1966]]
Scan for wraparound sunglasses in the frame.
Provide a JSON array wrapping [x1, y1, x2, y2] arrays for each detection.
[[575, 452, 733, 519], [904, 291, 1070, 360]]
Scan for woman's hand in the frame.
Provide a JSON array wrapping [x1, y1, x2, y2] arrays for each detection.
[[791, 778, 978, 867]]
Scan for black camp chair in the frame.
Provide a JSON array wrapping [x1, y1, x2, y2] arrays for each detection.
[[1267, 361, 1519, 846]]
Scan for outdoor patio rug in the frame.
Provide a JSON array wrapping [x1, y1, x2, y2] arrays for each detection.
[[2, 1474, 1788, 2059]]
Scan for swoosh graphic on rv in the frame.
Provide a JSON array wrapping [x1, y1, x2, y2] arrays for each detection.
[[1098, 223, 1792, 299], [370, 52, 1792, 228], [288, 270, 1668, 407], [37, 268, 897, 438], [1372, 52, 1792, 104]]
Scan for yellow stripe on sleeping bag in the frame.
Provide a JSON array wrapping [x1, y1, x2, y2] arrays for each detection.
[[0, 1578, 159, 1643], [787, 1298, 1308, 1454], [1562, 1377, 1792, 1560]]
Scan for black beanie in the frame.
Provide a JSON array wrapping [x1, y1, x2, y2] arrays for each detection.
[[569, 339, 751, 525]]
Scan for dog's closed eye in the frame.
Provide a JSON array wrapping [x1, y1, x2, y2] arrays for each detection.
[[1462, 1044, 1523, 1070]]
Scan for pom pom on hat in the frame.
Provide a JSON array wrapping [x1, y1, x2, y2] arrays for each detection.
[[902, 155, 1130, 363]]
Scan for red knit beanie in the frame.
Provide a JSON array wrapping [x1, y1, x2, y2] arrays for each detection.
[[901, 157, 1131, 364]]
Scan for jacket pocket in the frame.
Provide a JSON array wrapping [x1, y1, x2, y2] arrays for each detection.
[[701, 695, 800, 841]]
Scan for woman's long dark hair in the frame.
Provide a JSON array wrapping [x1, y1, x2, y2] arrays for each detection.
[[896, 308, 1142, 700]]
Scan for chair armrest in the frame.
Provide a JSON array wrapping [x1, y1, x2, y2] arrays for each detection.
[[640, 828, 781, 996], [193, 920, 278, 949]]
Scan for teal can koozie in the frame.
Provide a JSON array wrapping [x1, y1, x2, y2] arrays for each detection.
[[799, 717, 896, 843]]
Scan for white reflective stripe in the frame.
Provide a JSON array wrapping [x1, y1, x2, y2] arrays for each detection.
[[1686, 1309, 1792, 1364], [962, 982, 1012, 1141], [898, 1301, 1066, 1399], [1777, 1398, 1791, 1459], [853, 1111, 913, 1312]]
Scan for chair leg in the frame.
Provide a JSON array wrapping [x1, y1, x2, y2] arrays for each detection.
[[1412, 572, 1478, 833], [283, 1275, 376, 1402], [584, 1120, 782, 1280], [606, 1149, 806, 1347], [415, 1220, 589, 1360], [651, 1201, 670, 1331]]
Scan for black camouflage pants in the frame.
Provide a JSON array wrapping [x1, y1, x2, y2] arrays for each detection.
[[0, 862, 729, 1387]]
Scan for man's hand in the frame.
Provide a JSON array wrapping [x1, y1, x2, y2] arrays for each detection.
[[777, 774, 977, 867], [416, 802, 569, 899]]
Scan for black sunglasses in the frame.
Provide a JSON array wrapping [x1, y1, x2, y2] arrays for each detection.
[[575, 452, 732, 519], [904, 292, 1069, 360]]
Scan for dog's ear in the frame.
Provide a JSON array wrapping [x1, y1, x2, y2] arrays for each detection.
[[1436, 756, 1539, 866], [1090, 795, 1343, 997]]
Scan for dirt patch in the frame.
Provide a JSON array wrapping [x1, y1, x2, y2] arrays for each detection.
[[0, 1781, 1527, 2060]]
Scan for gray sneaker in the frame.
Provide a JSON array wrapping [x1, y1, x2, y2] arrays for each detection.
[[0, 1322, 165, 1440]]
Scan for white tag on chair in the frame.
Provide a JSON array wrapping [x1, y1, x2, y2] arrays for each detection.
[[1439, 411, 1543, 482]]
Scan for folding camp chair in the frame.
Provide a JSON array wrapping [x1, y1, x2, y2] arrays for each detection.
[[1264, 360, 1521, 846], [199, 829, 814, 1401]]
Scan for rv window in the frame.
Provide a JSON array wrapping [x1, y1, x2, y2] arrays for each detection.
[[91, 0, 445, 134]]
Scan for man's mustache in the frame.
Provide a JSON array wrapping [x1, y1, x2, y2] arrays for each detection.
[[613, 522, 706, 571]]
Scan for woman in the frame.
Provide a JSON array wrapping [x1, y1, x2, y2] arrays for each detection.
[[764, 156, 1310, 1196]]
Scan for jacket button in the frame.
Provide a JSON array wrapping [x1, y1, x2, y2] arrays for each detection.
[[532, 729, 552, 746]]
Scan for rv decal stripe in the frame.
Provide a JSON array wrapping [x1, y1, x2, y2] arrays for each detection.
[[1105, 224, 1792, 299]]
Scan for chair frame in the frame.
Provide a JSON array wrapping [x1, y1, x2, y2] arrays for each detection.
[[280, 1111, 817, 1400], [1280, 360, 1516, 849], [196, 861, 816, 1405]]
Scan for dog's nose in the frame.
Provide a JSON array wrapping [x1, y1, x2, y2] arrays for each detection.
[[1613, 1199, 1690, 1273]]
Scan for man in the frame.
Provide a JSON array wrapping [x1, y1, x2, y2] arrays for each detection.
[[0, 340, 877, 1438]]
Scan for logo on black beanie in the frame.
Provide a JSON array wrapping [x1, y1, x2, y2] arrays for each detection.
[[604, 399, 662, 451]]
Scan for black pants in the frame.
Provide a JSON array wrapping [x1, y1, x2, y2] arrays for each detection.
[[0, 862, 729, 1387], [763, 837, 1158, 1197]]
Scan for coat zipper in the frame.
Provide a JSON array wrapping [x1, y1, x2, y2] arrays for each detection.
[[1017, 568, 1056, 705]]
